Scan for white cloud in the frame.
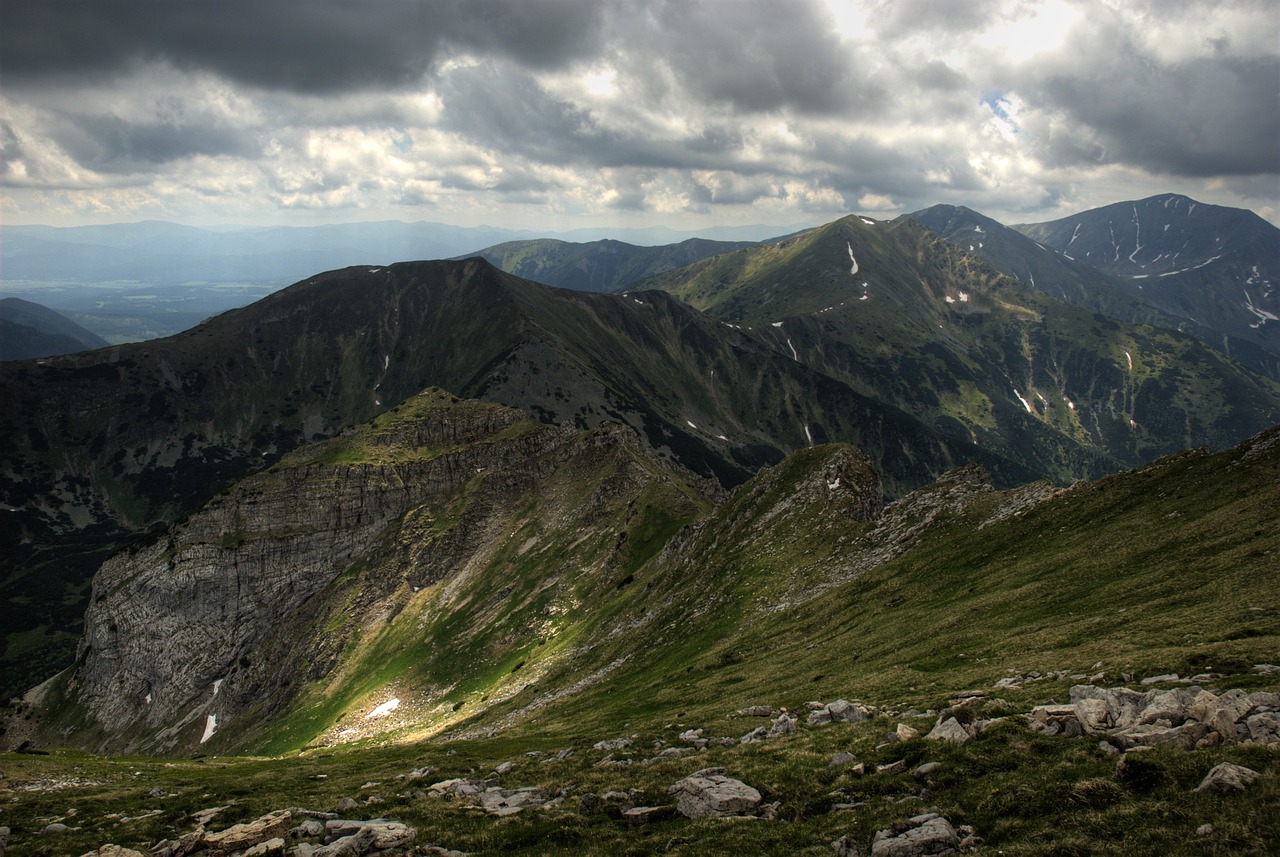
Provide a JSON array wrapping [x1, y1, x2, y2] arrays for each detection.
[[0, 0, 1276, 228]]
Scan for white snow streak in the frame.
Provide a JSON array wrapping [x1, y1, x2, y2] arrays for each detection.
[[860, 217, 876, 225], [200, 714, 217, 743], [785, 337, 799, 361], [1244, 290, 1279, 328], [1067, 223, 1081, 250], [1124, 351, 1133, 372], [212, 679, 224, 697], [687, 420, 698, 429], [804, 424, 814, 446], [383, 355, 390, 371], [1013, 389, 1035, 414], [847, 242, 859, 276], [771, 321, 784, 328], [366, 698, 400, 719]]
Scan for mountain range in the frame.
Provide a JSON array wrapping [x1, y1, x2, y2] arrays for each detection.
[[0, 193, 1276, 855]]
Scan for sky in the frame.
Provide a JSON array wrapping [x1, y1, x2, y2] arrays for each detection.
[[2, 0, 1278, 232]]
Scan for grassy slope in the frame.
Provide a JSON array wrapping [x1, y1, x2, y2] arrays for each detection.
[[4, 424, 1275, 855]]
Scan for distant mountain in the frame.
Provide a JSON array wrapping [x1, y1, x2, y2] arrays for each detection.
[[909, 203, 1280, 379], [1014, 194, 1280, 366], [0, 297, 109, 359], [637, 215, 1280, 480], [461, 237, 758, 293]]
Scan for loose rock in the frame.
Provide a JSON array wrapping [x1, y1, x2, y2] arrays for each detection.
[[669, 767, 763, 818], [1194, 762, 1261, 793]]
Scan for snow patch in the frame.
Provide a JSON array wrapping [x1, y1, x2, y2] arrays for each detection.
[[974, 225, 985, 233], [716, 434, 728, 441], [1124, 351, 1133, 372], [859, 217, 876, 226], [785, 337, 799, 361], [383, 355, 390, 371], [803, 424, 813, 446], [686, 420, 698, 429], [945, 296, 955, 304], [771, 321, 784, 328], [145, 693, 152, 705], [1013, 389, 1035, 414], [827, 477, 841, 491], [200, 714, 217, 744], [212, 679, 223, 697], [1244, 289, 1279, 328], [847, 242, 859, 276], [366, 698, 400, 719]]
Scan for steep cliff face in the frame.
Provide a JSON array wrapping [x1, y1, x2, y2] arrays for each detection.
[[27, 390, 714, 754]]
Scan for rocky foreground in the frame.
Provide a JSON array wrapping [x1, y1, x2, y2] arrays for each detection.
[[14, 668, 1273, 857]]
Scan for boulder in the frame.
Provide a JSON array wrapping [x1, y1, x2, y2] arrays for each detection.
[[895, 723, 921, 741], [1194, 762, 1261, 793], [202, 808, 293, 854], [768, 713, 797, 738], [80, 848, 148, 857], [809, 699, 874, 726], [739, 726, 768, 744], [925, 717, 971, 744], [593, 737, 633, 751], [869, 813, 960, 857], [477, 787, 552, 816], [1107, 722, 1207, 751], [242, 838, 287, 857], [1245, 711, 1280, 743], [669, 768, 762, 818]]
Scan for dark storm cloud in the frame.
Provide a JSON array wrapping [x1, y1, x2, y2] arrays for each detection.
[[1032, 55, 1280, 176], [630, 0, 884, 115], [437, 61, 759, 172], [49, 112, 257, 173], [1, 0, 604, 93]]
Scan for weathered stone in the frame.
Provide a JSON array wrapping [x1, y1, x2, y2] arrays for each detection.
[[1245, 711, 1280, 743], [1141, 673, 1180, 685], [493, 761, 514, 775], [242, 837, 287, 857], [1073, 697, 1112, 734], [869, 813, 960, 857], [293, 819, 326, 839], [912, 762, 942, 778], [621, 806, 674, 824], [334, 797, 360, 811], [80, 847, 148, 857], [895, 723, 921, 741], [876, 760, 907, 775], [924, 717, 971, 744], [669, 768, 762, 818], [809, 699, 874, 726], [1108, 722, 1207, 751], [736, 705, 774, 717], [478, 786, 551, 815], [203, 811, 292, 853], [830, 751, 858, 768], [768, 713, 797, 738], [739, 726, 768, 744], [1194, 762, 1261, 793], [592, 738, 633, 751]]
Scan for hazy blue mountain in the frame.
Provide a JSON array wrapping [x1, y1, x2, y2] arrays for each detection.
[[0, 296, 110, 359], [462, 237, 758, 293]]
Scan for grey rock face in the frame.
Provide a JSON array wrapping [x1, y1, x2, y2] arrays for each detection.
[[669, 768, 762, 818], [870, 813, 960, 857], [1194, 762, 1261, 793]]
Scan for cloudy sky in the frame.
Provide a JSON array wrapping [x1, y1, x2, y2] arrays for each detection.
[[3, 0, 1278, 231]]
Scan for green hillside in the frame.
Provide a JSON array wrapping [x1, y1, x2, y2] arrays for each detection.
[[3, 397, 1277, 855]]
